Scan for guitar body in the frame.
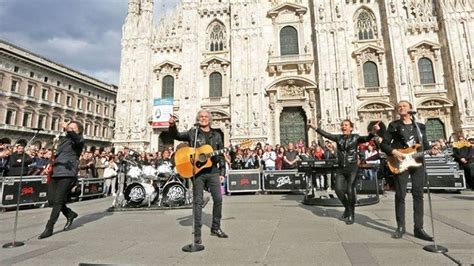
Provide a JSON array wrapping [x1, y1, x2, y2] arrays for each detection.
[[45, 158, 55, 183], [46, 136, 59, 183], [387, 144, 422, 174], [175, 145, 214, 178]]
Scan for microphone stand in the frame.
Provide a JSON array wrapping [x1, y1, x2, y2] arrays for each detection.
[[411, 113, 448, 254], [182, 124, 204, 252], [3, 128, 41, 248]]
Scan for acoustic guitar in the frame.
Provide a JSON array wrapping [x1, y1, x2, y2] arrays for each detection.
[[45, 135, 60, 183], [175, 140, 252, 178], [386, 144, 431, 174]]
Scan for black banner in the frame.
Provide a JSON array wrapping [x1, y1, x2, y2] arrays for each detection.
[[79, 178, 105, 198], [227, 170, 261, 193], [263, 170, 306, 191], [408, 171, 466, 190], [1, 176, 48, 207]]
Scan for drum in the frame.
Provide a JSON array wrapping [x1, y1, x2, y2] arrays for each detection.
[[142, 165, 158, 180], [157, 164, 173, 178], [127, 166, 143, 179], [161, 181, 186, 207], [124, 182, 158, 207]]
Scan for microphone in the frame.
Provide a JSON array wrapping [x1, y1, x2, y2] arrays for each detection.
[[31, 128, 44, 131], [408, 111, 417, 115], [194, 123, 200, 127]]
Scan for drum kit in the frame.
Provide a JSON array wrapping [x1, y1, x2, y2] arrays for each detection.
[[114, 158, 191, 208]]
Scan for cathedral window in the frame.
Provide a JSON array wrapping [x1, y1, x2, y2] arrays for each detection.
[[209, 72, 222, 97], [280, 26, 299, 56], [418, 58, 435, 84], [356, 9, 377, 40], [363, 61, 379, 88], [162, 75, 174, 98], [208, 21, 226, 52]]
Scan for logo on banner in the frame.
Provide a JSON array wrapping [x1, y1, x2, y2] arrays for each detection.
[[240, 178, 250, 186], [90, 184, 98, 193], [21, 186, 34, 196], [167, 186, 184, 201], [276, 176, 292, 188]]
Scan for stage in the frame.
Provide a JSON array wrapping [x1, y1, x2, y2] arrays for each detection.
[[0, 191, 473, 265]]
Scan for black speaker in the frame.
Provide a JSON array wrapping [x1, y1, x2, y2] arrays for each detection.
[[356, 179, 384, 194]]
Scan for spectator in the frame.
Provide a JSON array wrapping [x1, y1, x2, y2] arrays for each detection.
[[254, 148, 264, 170], [243, 148, 255, 169], [313, 145, 325, 160], [7, 144, 32, 176], [78, 151, 95, 178], [30, 149, 49, 175], [231, 149, 244, 169], [95, 151, 107, 178], [275, 146, 285, 170], [453, 136, 473, 189], [283, 142, 299, 169], [0, 143, 11, 176], [364, 144, 380, 180], [103, 156, 118, 196], [262, 145, 277, 170], [138, 152, 149, 166]]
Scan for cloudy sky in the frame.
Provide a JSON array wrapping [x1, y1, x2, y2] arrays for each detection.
[[0, 0, 179, 84]]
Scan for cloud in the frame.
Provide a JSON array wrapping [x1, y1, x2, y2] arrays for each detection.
[[0, 0, 180, 84]]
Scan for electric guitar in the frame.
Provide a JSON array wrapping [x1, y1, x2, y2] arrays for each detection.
[[175, 140, 253, 178], [386, 144, 431, 174], [45, 135, 60, 183]]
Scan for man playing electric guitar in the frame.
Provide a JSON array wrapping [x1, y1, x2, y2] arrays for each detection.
[[39, 121, 84, 239], [380, 100, 439, 241], [168, 109, 228, 245]]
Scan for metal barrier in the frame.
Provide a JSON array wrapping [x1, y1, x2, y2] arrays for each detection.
[[0, 175, 109, 209]]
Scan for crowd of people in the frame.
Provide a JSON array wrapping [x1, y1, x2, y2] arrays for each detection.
[[1, 134, 473, 191]]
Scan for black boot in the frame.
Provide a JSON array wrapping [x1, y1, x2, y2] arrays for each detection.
[[392, 226, 406, 239], [64, 211, 78, 230], [345, 208, 355, 225], [38, 221, 54, 239], [339, 208, 350, 221], [414, 228, 433, 241], [210, 228, 228, 238]]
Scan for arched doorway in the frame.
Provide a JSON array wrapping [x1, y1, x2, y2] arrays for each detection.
[[279, 107, 307, 146], [159, 131, 175, 152], [425, 118, 446, 142]]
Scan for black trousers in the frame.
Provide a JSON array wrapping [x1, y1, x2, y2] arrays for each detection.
[[193, 172, 222, 237], [46, 177, 76, 228], [394, 167, 425, 229], [334, 166, 358, 212]]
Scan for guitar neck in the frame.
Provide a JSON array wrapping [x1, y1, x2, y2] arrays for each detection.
[[208, 147, 230, 157], [412, 150, 431, 159]]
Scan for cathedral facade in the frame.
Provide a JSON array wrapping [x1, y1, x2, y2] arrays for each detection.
[[115, 0, 474, 151]]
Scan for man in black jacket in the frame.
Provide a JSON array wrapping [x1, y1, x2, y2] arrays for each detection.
[[380, 100, 438, 241], [39, 121, 84, 239], [7, 144, 32, 176], [168, 109, 228, 245]]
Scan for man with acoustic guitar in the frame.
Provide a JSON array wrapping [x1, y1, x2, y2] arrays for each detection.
[[168, 110, 228, 245], [38, 121, 84, 239], [380, 100, 439, 241]]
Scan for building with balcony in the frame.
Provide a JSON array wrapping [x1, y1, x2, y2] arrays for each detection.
[[0, 40, 117, 150], [116, 0, 474, 151]]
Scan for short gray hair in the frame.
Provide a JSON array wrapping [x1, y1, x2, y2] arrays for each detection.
[[196, 109, 213, 124]]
